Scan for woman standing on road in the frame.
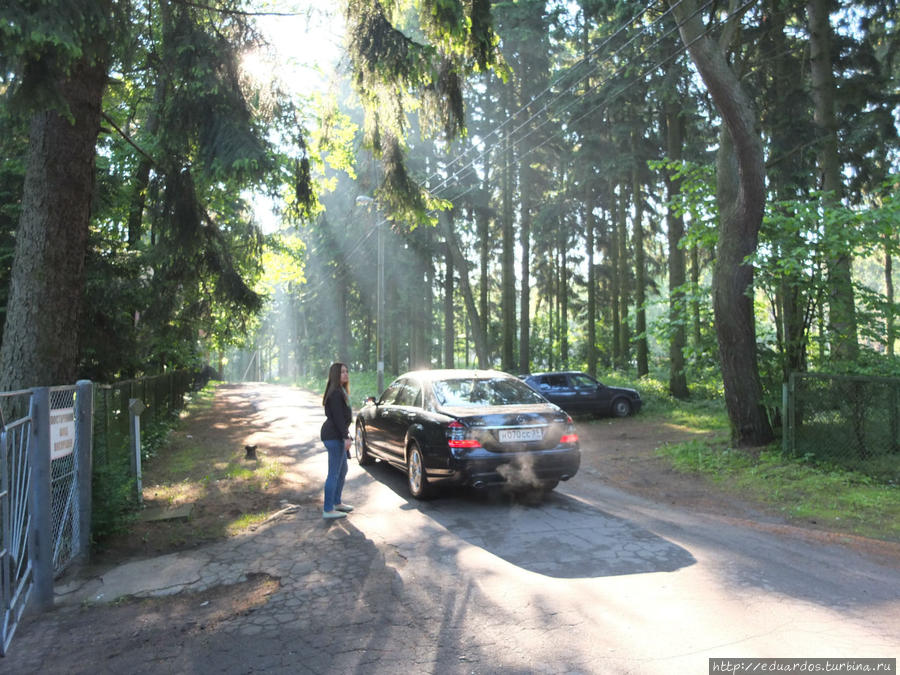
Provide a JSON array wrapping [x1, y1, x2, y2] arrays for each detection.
[[320, 362, 354, 520]]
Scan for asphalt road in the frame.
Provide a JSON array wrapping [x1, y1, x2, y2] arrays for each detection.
[[285, 384, 900, 672], [8, 383, 899, 674]]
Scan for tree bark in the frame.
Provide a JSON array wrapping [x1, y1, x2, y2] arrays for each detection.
[[609, 180, 622, 367], [808, 0, 858, 361], [665, 100, 689, 399], [444, 241, 455, 368], [501, 127, 516, 372], [518, 166, 532, 375], [669, 0, 774, 446], [616, 183, 630, 368], [586, 186, 598, 378], [632, 161, 648, 377], [886, 235, 895, 357], [441, 213, 489, 368], [0, 55, 108, 390]]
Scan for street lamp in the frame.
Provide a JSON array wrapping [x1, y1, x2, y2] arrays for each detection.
[[356, 196, 384, 395]]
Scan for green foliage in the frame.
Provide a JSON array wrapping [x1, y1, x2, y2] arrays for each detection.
[[345, 0, 501, 219], [90, 459, 138, 542], [660, 441, 900, 541]]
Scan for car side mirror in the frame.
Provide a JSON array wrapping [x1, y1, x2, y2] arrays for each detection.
[[365, 395, 377, 405]]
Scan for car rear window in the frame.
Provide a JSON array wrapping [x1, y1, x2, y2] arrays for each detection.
[[432, 377, 547, 407]]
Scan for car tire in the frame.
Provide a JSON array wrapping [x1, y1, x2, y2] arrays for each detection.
[[407, 441, 432, 499], [355, 422, 374, 466], [611, 398, 631, 418]]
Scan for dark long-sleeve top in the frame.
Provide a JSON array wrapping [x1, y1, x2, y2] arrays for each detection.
[[320, 387, 352, 442]]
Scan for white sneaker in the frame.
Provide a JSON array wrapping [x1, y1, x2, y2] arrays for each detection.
[[322, 510, 347, 520], [335, 503, 354, 512]]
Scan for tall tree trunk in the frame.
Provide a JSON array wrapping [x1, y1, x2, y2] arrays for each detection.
[[616, 184, 630, 368], [610, 181, 622, 367], [768, 3, 809, 380], [478, 172, 491, 358], [518, 168, 532, 375], [632, 161, 648, 377], [669, 0, 774, 446], [444, 241, 455, 368], [501, 129, 516, 371], [0, 55, 108, 390], [441, 213, 489, 368], [424, 237, 434, 367], [388, 270, 399, 376], [808, 0, 858, 361], [886, 235, 895, 357], [586, 189, 598, 378], [560, 219, 569, 366], [691, 247, 702, 363], [665, 101, 689, 399]]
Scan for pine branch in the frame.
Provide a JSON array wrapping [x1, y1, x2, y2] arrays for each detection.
[[101, 112, 157, 165], [172, 0, 301, 17]]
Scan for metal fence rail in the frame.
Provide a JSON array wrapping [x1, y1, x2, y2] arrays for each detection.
[[784, 372, 900, 480]]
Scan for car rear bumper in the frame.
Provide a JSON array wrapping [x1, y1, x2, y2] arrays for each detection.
[[428, 446, 581, 489]]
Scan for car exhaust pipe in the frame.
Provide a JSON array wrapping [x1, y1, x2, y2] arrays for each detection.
[[560, 474, 572, 481], [472, 480, 486, 489]]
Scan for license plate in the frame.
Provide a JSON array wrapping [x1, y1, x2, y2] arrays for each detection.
[[498, 427, 543, 443]]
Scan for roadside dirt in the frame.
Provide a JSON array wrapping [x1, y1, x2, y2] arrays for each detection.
[[90, 384, 316, 567], [577, 414, 900, 567]]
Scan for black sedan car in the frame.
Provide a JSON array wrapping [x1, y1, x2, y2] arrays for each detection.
[[521, 371, 642, 418], [354, 369, 580, 499]]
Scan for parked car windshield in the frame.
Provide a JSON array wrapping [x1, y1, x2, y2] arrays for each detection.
[[432, 377, 548, 407]]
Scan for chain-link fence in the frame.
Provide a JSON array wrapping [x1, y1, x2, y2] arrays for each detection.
[[92, 371, 204, 539], [784, 372, 900, 482]]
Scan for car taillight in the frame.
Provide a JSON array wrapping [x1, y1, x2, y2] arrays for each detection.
[[447, 420, 480, 448], [560, 416, 578, 444]]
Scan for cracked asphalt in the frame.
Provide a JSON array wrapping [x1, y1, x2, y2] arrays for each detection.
[[4, 384, 899, 674]]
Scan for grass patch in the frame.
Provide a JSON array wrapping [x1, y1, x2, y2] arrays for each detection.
[[659, 438, 900, 541]]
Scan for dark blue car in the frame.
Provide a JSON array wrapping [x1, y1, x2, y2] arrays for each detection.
[[521, 371, 642, 418]]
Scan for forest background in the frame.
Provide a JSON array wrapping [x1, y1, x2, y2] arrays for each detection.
[[1, 0, 898, 458]]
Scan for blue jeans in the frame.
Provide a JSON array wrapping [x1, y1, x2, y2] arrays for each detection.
[[323, 438, 348, 512]]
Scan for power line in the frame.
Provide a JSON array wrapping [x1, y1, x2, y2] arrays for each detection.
[[423, 0, 700, 198]]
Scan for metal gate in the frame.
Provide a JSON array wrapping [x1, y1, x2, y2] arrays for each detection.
[[0, 390, 34, 656], [0, 383, 92, 656]]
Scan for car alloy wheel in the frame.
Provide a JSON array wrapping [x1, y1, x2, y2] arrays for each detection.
[[407, 442, 431, 499], [355, 423, 373, 466]]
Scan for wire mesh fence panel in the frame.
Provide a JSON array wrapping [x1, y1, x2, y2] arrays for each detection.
[[48, 387, 79, 576], [787, 373, 900, 481]]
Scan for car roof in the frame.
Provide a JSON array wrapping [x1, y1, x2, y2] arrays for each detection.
[[396, 369, 517, 382], [527, 371, 587, 378]]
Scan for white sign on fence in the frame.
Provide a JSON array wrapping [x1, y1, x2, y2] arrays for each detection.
[[49, 407, 75, 459]]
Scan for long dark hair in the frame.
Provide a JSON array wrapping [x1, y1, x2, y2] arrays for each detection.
[[323, 362, 349, 406]]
